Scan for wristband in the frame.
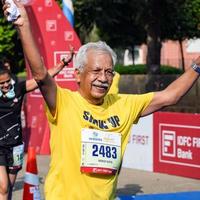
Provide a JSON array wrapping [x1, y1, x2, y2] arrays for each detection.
[[191, 63, 200, 74]]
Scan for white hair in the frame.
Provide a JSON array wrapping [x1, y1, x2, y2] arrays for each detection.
[[74, 41, 117, 71]]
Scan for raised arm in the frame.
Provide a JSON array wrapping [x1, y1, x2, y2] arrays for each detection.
[[3, 0, 62, 115], [47, 46, 74, 77], [142, 57, 200, 116], [26, 54, 74, 92]]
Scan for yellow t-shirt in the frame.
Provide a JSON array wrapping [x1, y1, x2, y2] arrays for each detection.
[[44, 86, 154, 200], [108, 72, 120, 94]]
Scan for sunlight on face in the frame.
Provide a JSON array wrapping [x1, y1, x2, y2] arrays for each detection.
[[78, 50, 114, 105], [0, 73, 12, 94]]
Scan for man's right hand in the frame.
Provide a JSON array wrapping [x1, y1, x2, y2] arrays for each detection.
[[2, 0, 28, 26]]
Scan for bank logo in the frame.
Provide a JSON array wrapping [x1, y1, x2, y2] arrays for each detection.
[[162, 130, 176, 157], [159, 123, 200, 168]]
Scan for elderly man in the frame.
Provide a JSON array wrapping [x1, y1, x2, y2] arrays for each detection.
[[2, 1, 200, 200]]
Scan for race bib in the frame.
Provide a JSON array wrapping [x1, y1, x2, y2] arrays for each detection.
[[13, 143, 24, 166], [80, 128, 121, 175]]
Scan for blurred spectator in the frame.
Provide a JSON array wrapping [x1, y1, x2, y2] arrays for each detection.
[[2, 57, 18, 84]]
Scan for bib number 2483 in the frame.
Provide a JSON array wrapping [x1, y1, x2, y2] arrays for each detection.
[[92, 144, 117, 159]]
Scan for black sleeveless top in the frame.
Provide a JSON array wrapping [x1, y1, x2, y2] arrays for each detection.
[[0, 81, 26, 147]]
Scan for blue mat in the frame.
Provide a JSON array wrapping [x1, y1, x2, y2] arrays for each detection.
[[116, 195, 135, 200], [118, 191, 200, 200]]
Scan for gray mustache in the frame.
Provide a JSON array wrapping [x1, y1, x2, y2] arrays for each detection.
[[94, 82, 109, 88], [101, 83, 109, 88]]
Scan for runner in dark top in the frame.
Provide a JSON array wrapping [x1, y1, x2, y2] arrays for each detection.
[[0, 50, 73, 200]]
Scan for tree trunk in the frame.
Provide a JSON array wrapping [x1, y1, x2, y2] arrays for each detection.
[[179, 39, 185, 71], [146, 0, 162, 75], [146, 28, 162, 74], [130, 46, 135, 65], [145, 0, 162, 91]]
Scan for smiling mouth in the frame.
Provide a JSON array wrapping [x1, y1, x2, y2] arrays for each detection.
[[93, 84, 109, 91], [3, 87, 10, 91]]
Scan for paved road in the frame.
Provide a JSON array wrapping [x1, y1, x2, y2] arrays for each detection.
[[12, 155, 200, 199]]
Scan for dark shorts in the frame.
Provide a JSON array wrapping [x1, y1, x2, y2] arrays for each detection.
[[0, 144, 23, 174]]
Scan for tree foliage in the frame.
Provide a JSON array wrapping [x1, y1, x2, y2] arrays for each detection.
[[0, 0, 200, 74], [162, 0, 200, 40], [0, 2, 24, 73], [74, 1, 146, 47], [73, 0, 200, 74]]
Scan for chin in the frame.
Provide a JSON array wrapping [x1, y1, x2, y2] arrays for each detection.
[[91, 94, 107, 103], [2, 90, 9, 94], [93, 91, 107, 97]]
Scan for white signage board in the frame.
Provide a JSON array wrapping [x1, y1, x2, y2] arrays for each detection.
[[122, 114, 153, 171]]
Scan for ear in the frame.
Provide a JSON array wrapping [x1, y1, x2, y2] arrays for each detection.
[[74, 69, 81, 83]]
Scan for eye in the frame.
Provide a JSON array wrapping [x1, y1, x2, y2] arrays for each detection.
[[92, 69, 101, 74], [0, 79, 11, 85], [105, 70, 114, 77]]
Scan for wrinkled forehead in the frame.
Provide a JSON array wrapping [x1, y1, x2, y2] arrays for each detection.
[[85, 49, 113, 67]]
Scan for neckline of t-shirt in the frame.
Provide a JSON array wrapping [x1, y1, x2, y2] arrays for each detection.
[[75, 91, 108, 109]]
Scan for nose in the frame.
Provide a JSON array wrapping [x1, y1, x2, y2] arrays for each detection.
[[98, 71, 107, 82], [2, 82, 11, 90], [4, 81, 10, 87]]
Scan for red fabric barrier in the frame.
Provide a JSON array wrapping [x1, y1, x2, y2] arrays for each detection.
[[153, 112, 200, 179], [22, 0, 81, 154]]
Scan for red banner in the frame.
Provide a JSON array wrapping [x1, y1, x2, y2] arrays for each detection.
[[153, 112, 200, 179], [23, 0, 81, 154]]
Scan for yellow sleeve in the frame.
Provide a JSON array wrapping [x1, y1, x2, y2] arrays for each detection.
[[108, 72, 120, 94]]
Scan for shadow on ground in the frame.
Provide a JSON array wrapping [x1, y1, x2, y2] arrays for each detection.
[[116, 184, 143, 196]]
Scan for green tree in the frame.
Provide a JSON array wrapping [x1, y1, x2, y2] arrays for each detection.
[[161, 0, 200, 71], [74, 0, 146, 64], [73, 0, 200, 74], [1, 0, 200, 75], [0, 2, 24, 73], [73, 0, 169, 73]]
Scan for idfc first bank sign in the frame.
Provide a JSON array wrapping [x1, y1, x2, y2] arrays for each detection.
[[154, 112, 200, 179]]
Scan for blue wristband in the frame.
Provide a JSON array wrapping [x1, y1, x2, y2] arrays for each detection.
[[191, 63, 200, 74]]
